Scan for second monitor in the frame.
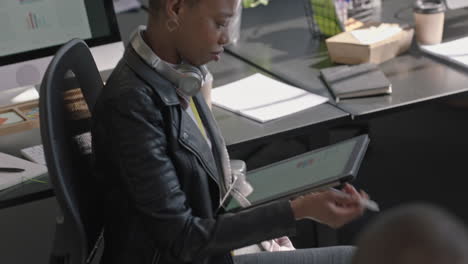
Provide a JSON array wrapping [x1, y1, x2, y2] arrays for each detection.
[[0, 0, 124, 93]]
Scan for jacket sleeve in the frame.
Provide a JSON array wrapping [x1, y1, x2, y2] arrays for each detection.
[[106, 87, 297, 262]]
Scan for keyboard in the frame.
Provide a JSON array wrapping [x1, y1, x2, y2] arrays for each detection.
[[20, 144, 46, 165]]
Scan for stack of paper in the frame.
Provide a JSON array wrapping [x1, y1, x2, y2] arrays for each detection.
[[113, 0, 142, 14], [0, 85, 39, 107], [0, 152, 47, 191], [212, 73, 328, 123], [351, 24, 402, 45], [419, 36, 468, 70]]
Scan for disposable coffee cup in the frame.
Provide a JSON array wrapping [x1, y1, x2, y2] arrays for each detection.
[[413, 0, 446, 45]]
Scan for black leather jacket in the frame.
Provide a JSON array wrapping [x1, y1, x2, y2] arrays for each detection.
[[91, 47, 296, 264]]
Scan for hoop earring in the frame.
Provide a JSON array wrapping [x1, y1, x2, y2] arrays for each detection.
[[166, 19, 179, 32]]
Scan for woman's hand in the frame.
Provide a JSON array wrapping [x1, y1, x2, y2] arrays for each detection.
[[290, 183, 368, 228]]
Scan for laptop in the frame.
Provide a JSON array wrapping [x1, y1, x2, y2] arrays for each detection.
[[225, 134, 370, 212]]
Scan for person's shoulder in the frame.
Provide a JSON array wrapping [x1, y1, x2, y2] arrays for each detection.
[[92, 72, 158, 123], [103, 62, 154, 101]]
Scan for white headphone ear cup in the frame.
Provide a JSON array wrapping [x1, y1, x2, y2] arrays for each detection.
[[179, 74, 202, 96], [177, 64, 204, 96]]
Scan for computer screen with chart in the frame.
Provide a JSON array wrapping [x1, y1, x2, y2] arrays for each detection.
[[0, 0, 123, 94]]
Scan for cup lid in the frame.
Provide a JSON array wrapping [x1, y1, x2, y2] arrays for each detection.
[[414, 0, 446, 14]]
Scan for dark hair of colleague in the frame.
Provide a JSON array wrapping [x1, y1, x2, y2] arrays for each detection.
[[353, 203, 468, 264]]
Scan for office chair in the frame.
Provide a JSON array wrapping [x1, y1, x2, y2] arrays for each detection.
[[39, 39, 104, 264]]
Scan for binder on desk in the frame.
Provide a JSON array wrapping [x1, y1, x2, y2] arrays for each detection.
[[320, 63, 392, 102], [419, 36, 468, 70], [0, 152, 47, 191], [211, 73, 328, 123]]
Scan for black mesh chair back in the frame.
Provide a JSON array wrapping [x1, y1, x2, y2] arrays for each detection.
[[39, 39, 104, 264]]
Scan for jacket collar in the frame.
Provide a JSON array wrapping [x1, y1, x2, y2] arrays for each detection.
[[124, 46, 180, 106]]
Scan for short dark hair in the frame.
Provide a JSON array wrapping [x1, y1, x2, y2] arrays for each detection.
[[353, 203, 468, 264], [148, 0, 162, 15]]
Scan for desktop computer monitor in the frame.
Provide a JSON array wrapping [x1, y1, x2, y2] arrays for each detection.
[[0, 0, 124, 94]]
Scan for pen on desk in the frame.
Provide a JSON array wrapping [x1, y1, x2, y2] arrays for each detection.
[[0, 167, 25, 173]]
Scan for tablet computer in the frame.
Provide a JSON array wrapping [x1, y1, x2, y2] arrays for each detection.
[[225, 134, 370, 212]]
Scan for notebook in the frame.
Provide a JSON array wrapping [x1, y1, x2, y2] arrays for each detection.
[[445, 0, 468, 9], [419, 36, 468, 70], [212, 73, 328, 123], [0, 152, 48, 191], [225, 134, 370, 212], [321, 63, 392, 102]]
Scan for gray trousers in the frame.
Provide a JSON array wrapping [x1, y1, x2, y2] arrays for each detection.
[[233, 246, 356, 264]]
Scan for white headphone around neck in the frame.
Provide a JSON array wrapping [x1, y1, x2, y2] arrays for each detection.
[[130, 25, 208, 96]]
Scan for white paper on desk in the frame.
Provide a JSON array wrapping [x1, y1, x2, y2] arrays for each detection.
[[212, 73, 328, 123], [113, 0, 142, 14], [0, 86, 38, 107], [351, 24, 402, 45], [0, 152, 47, 191], [420, 36, 468, 69]]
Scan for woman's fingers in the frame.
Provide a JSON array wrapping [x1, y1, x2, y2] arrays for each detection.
[[342, 183, 360, 196], [291, 186, 368, 227], [328, 188, 360, 206]]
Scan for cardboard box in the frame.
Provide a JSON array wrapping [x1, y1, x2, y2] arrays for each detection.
[[326, 24, 414, 65]]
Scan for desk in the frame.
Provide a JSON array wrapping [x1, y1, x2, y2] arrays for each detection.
[[0, 55, 349, 209], [226, 0, 468, 245], [228, 0, 468, 119]]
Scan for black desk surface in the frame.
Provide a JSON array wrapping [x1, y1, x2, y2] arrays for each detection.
[[228, 0, 468, 119]]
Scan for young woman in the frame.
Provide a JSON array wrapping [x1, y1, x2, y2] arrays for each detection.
[[91, 0, 368, 263]]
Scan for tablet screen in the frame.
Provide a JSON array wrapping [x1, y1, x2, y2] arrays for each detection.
[[226, 135, 367, 211]]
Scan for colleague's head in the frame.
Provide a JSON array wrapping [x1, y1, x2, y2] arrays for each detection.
[[146, 0, 239, 66], [353, 203, 468, 264]]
